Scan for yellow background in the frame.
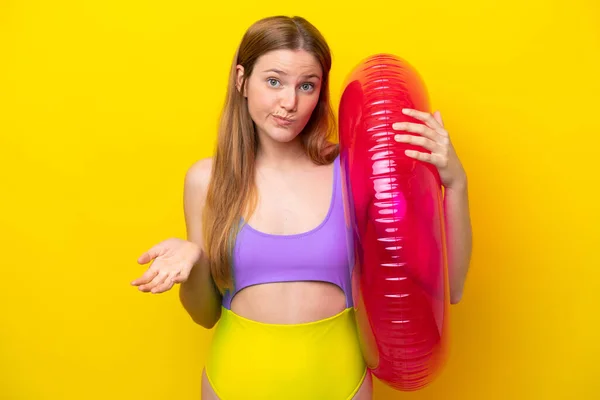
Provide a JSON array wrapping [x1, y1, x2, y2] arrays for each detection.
[[1, 0, 599, 399]]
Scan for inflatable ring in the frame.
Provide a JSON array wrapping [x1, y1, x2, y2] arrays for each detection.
[[339, 53, 450, 391]]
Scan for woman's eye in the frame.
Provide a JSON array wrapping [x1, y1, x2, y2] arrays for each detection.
[[301, 83, 314, 91], [267, 78, 280, 87]]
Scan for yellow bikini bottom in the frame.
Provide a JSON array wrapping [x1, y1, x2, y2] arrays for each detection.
[[204, 306, 367, 399]]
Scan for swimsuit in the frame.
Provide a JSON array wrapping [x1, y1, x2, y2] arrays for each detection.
[[204, 155, 366, 399]]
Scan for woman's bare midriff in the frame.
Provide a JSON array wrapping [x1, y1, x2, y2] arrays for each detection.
[[230, 281, 347, 324]]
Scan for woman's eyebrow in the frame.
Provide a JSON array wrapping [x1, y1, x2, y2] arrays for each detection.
[[262, 68, 321, 79]]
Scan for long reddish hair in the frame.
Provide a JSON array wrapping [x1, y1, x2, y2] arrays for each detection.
[[203, 16, 339, 293]]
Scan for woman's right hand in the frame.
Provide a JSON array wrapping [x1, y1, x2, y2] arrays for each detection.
[[131, 238, 202, 294]]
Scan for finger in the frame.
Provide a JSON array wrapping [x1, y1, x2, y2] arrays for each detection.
[[394, 134, 438, 152], [433, 110, 444, 128], [402, 108, 446, 134], [138, 271, 169, 292], [131, 268, 159, 286], [137, 252, 154, 265], [151, 274, 176, 294], [171, 271, 187, 284], [405, 150, 447, 168], [137, 243, 166, 265], [392, 122, 438, 142], [137, 249, 160, 265]]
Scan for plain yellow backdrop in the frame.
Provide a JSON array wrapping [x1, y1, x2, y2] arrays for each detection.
[[1, 0, 599, 399]]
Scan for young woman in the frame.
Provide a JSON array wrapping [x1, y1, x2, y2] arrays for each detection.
[[131, 15, 472, 400]]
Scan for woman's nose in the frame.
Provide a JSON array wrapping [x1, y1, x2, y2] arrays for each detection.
[[279, 87, 298, 111]]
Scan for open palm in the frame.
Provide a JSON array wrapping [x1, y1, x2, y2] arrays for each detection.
[[131, 238, 202, 294]]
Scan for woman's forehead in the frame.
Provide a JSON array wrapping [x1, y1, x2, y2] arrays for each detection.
[[255, 49, 322, 78]]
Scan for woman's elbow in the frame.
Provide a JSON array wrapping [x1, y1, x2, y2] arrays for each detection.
[[450, 291, 463, 305], [449, 279, 465, 304], [179, 292, 221, 329], [191, 313, 220, 329], [184, 306, 221, 329]]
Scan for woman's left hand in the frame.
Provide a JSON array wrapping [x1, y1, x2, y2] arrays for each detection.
[[392, 108, 466, 190]]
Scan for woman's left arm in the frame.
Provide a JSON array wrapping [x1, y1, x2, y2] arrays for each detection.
[[443, 182, 472, 303], [392, 108, 473, 304]]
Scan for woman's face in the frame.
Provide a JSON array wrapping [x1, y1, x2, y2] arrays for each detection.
[[237, 49, 323, 144]]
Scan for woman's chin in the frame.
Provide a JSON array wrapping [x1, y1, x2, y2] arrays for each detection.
[[262, 128, 302, 144]]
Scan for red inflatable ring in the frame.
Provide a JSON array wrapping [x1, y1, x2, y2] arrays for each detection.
[[339, 53, 451, 391]]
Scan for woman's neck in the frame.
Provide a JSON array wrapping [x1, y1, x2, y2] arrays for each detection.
[[255, 135, 309, 171]]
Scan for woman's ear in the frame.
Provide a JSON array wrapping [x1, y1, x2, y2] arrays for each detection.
[[235, 65, 246, 97]]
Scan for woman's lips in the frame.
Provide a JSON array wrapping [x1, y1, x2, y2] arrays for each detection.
[[272, 115, 294, 126]]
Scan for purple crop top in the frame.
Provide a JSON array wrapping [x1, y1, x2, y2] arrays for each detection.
[[222, 154, 354, 310]]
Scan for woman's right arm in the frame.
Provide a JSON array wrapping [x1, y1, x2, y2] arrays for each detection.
[[179, 157, 222, 329]]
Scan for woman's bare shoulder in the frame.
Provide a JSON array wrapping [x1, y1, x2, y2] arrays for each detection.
[[183, 157, 213, 244], [185, 157, 213, 191]]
